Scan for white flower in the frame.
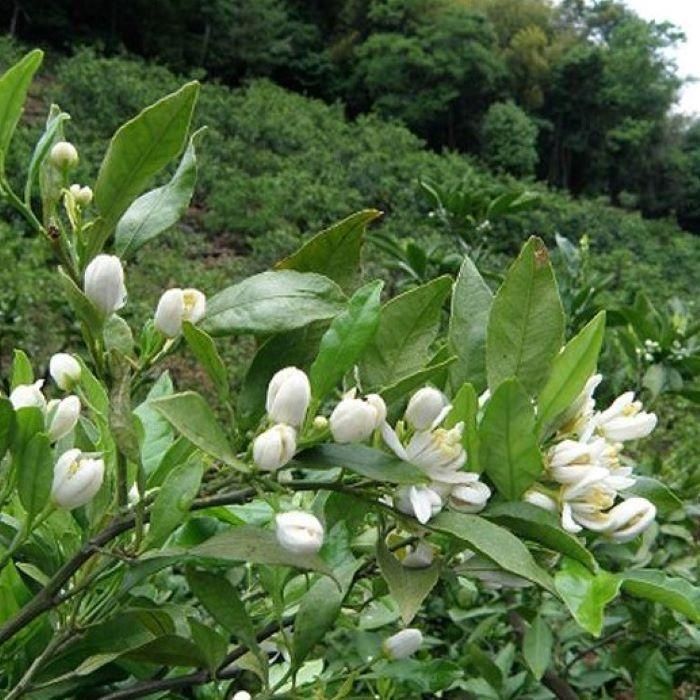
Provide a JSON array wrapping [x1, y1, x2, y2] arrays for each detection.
[[51, 449, 105, 510], [330, 390, 386, 443], [595, 392, 657, 442], [69, 184, 93, 206], [405, 387, 449, 430], [523, 488, 558, 512], [49, 353, 81, 391], [559, 467, 616, 533], [9, 380, 46, 412], [47, 395, 81, 442], [448, 479, 491, 513], [275, 511, 324, 555], [402, 541, 435, 569], [253, 424, 297, 471], [266, 367, 311, 428], [605, 497, 656, 542], [154, 287, 207, 337], [405, 424, 466, 475], [232, 693, 252, 700], [50, 141, 78, 169], [394, 485, 443, 524], [558, 373, 602, 437], [382, 628, 423, 659], [84, 255, 127, 316], [547, 438, 608, 484]]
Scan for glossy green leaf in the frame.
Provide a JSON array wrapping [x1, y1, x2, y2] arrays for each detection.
[[486, 237, 564, 395], [634, 649, 673, 700], [276, 209, 381, 291], [444, 382, 480, 473], [134, 372, 174, 476], [523, 614, 552, 681], [24, 104, 70, 203], [430, 511, 555, 593], [189, 526, 331, 574], [379, 356, 456, 406], [11, 406, 45, 458], [182, 322, 229, 400], [103, 315, 135, 357], [17, 432, 52, 522], [360, 276, 452, 389], [448, 255, 492, 393], [189, 618, 227, 673], [10, 349, 33, 390], [143, 458, 203, 549], [554, 558, 621, 636], [0, 399, 14, 463], [537, 311, 606, 438], [0, 49, 43, 174], [293, 559, 359, 665], [151, 391, 240, 467], [91, 81, 199, 255], [115, 128, 204, 256], [377, 538, 439, 624], [485, 502, 596, 571], [58, 267, 103, 328], [310, 280, 382, 400], [125, 635, 205, 667], [203, 270, 346, 336], [621, 570, 700, 622], [296, 444, 428, 484], [479, 378, 543, 499]]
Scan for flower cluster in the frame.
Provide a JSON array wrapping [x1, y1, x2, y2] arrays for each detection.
[[525, 375, 658, 542]]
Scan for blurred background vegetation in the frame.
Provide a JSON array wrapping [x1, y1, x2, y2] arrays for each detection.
[[0, 0, 698, 503]]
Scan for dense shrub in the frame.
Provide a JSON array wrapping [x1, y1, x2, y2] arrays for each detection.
[[481, 100, 539, 177]]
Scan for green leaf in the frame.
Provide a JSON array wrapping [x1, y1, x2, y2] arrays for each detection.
[[429, 511, 555, 593], [310, 281, 382, 401], [360, 276, 452, 389], [377, 538, 439, 624], [523, 614, 552, 681], [621, 570, 700, 622], [10, 349, 33, 389], [182, 322, 229, 400], [143, 458, 203, 549], [634, 649, 673, 700], [76, 358, 109, 416], [125, 635, 205, 667], [17, 432, 52, 522], [58, 267, 103, 329], [187, 569, 260, 654], [134, 372, 174, 477], [0, 399, 15, 463], [537, 311, 606, 438], [554, 558, 621, 636], [189, 618, 227, 673], [0, 49, 43, 175], [296, 444, 429, 484], [103, 315, 135, 357], [189, 526, 331, 575], [276, 209, 381, 291], [24, 104, 70, 203], [11, 407, 45, 457], [485, 502, 597, 572], [151, 391, 240, 468], [90, 81, 199, 256], [115, 128, 204, 256], [448, 256, 493, 393], [293, 559, 360, 665], [237, 326, 322, 431], [203, 271, 346, 336], [479, 378, 543, 500], [444, 382, 480, 473], [624, 476, 683, 517], [486, 237, 565, 395]]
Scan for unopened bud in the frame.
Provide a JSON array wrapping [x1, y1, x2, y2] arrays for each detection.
[[69, 184, 93, 207], [84, 254, 127, 316], [49, 353, 81, 391], [382, 628, 423, 659], [50, 141, 79, 169], [266, 367, 311, 428], [154, 287, 207, 337], [47, 395, 81, 442], [405, 387, 448, 430], [275, 511, 324, 555], [51, 449, 105, 510], [253, 424, 297, 472]]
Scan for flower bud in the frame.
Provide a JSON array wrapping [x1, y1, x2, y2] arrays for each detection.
[[49, 353, 81, 391], [69, 183, 93, 206], [232, 693, 252, 700], [402, 541, 434, 569], [9, 380, 46, 412], [47, 395, 81, 442], [51, 449, 105, 510], [84, 255, 127, 316], [382, 628, 423, 659], [312, 415, 328, 431], [330, 392, 386, 443], [154, 287, 207, 337], [394, 485, 443, 525], [266, 367, 311, 428], [405, 387, 449, 430], [523, 488, 558, 512], [50, 141, 79, 169], [275, 511, 324, 554], [253, 424, 297, 471], [449, 480, 491, 513], [595, 391, 657, 442], [605, 497, 656, 542]]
